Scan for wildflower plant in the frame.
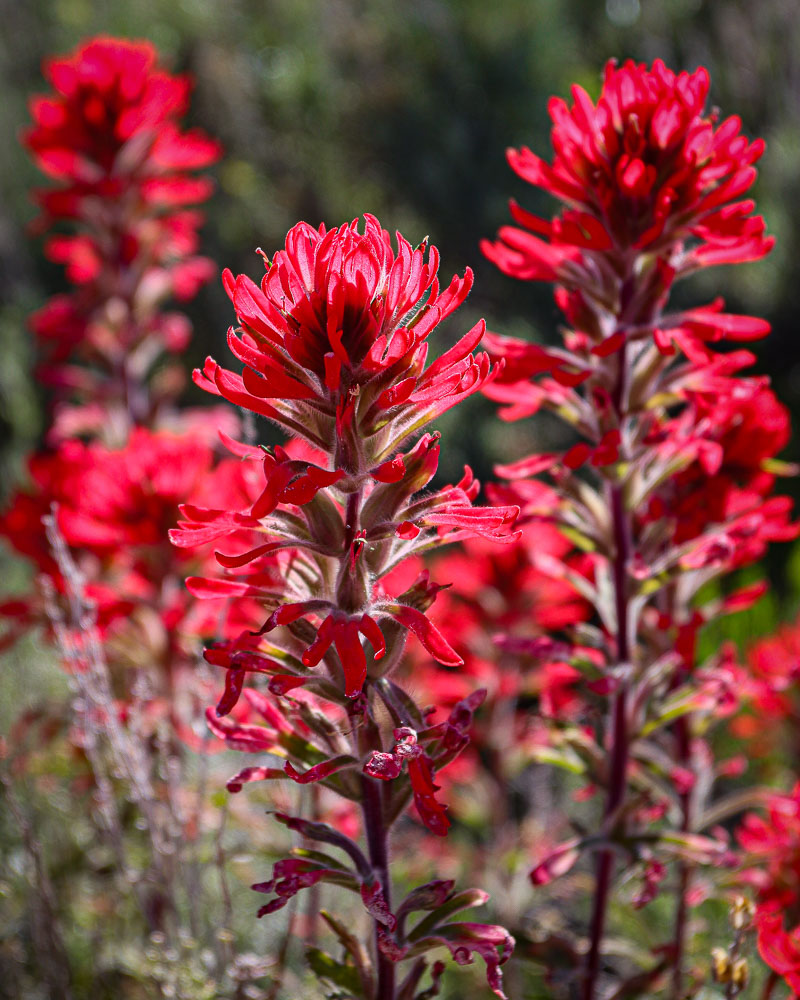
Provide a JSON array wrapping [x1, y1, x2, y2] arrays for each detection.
[[7, 31, 800, 1000], [174, 215, 518, 998], [482, 58, 795, 998], [1, 36, 253, 993]]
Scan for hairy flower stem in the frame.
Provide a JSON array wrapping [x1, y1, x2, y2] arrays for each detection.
[[362, 774, 395, 1000], [584, 338, 633, 1000]]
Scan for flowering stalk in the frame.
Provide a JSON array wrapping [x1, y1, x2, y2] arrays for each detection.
[[3, 36, 239, 692], [483, 59, 793, 998], [23, 36, 221, 442], [2, 37, 254, 982], [175, 215, 517, 998]]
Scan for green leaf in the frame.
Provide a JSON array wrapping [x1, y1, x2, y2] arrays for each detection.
[[306, 947, 364, 997], [530, 745, 587, 775]]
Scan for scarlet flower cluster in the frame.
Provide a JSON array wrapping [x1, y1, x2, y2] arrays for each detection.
[[176, 215, 517, 996], [2, 38, 232, 741], [24, 36, 221, 437], [738, 785, 800, 993], [481, 57, 795, 998], [483, 58, 772, 285], [0, 428, 261, 683]]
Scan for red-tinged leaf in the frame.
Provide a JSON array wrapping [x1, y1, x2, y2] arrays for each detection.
[[378, 377, 416, 410], [722, 581, 768, 613], [530, 838, 581, 885], [265, 600, 327, 632], [422, 320, 486, 382], [551, 365, 590, 388], [333, 618, 367, 698], [233, 273, 281, 342], [387, 605, 462, 667], [323, 351, 341, 390], [302, 614, 336, 667], [216, 667, 245, 716], [212, 365, 282, 420], [396, 521, 421, 539], [495, 453, 557, 479], [242, 362, 315, 402], [215, 541, 283, 568], [284, 755, 358, 784], [306, 466, 345, 487], [227, 765, 286, 793], [204, 707, 277, 752], [363, 751, 402, 780], [222, 268, 236, 299], [372, 455, 406, 483], [169, 523, 230, 547], [242, 687, 293, 732], [186, 576, 269, 600], [564, 442, 591, 469], [268, 674, 308, 695], [361, 880, 396, 930], [358, 614, 386, 660]]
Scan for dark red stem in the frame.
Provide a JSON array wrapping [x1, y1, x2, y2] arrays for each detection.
[[671, 713, 693, 1000], [761, 970, 779, 1000], [362, 775, 395, 1000], [583, 335, 632, 1000]]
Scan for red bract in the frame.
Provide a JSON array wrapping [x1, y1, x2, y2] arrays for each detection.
[[25, 37, 219, 203], [483, 58, 772, 289], [738, 786, 800, 994], [23, 36, 221, 431], [195, 215, 498, 456], [482, 58, 789, 999]]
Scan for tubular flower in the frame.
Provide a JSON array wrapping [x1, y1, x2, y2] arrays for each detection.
[[195, 215, 499, 460], [483, 58, 772, 291]]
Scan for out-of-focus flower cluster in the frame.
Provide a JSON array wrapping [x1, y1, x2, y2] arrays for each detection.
[[24, 36, 221, 439], [2, 37, 238, 728]]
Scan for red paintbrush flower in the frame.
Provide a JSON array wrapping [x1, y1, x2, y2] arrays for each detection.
[[22, 36, 222, 426], [25, 36, 219, 203], [195, 215, 498, 458], [738, 785, 800, 995], [483, 58, 772, 290]]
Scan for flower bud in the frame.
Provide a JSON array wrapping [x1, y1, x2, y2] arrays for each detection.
[[711, 947, 731, 983]]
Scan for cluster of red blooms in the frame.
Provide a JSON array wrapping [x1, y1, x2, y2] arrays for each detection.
[[1, 39, 239, 745], [25, 36, 221, 439], [478, 58, 797, 998], [738, 784, 800, 993], [8, 35, 800, 1000], [175, 215, 517, 996]]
